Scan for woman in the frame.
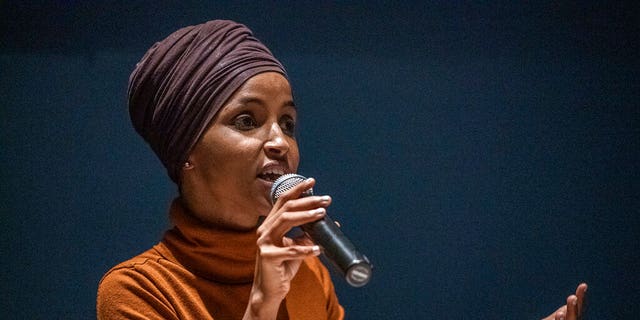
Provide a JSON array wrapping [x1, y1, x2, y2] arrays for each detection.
[[98, 20, 342, 320], [97, 20, 587, 319]]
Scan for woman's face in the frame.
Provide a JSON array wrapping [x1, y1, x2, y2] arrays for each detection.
[[181, 72, 299, 230]]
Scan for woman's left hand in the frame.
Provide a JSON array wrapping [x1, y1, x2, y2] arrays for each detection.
[[542, 283, 588, 320], [243, 177, 330, 319]]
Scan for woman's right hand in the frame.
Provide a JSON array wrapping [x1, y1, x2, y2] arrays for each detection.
[[243, 177, 331, 320]]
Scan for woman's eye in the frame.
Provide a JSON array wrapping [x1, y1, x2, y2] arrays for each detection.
[[233, 114, 257, 130], [280, 116, 296, 136]]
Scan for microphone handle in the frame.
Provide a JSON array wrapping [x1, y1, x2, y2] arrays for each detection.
[[301, 214, 372, 287]]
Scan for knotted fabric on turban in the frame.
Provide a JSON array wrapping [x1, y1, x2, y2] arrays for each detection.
[[128, 20, 287, 183]]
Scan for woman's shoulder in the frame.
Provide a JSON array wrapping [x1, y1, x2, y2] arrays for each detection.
[[97, 243, 180, 294], [100, 246, 163, 278], [296, 256, 339, 297], [289, 257, 345, 320], [96, 244, 182, 319]]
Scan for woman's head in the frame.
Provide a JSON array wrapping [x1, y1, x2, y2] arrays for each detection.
[[128, 20, 297, 228], [128, 20, 287, 184], [180, 72, 299, 229]]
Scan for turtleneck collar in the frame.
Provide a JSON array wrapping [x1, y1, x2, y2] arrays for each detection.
[[161, 198, 258, 284]]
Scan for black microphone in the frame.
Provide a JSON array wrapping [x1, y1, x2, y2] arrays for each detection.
[[270, 174, 372, 287]]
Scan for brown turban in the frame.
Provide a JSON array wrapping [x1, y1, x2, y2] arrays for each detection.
[[128, 20, 287, 183]]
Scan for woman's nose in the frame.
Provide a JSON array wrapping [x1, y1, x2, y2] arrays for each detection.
[[263, 123, 289, 157]]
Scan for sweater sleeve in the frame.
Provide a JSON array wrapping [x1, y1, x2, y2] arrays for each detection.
[[97, 264, 179, 320]]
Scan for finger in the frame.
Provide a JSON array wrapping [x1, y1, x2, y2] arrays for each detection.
[[271, 207, 327, 242], [273, 177, 316, 207], [552, 306, 566, 320], [258, 207, 326, 246], [566, 295, 578, 320], [543, 305, 565, 320], [292, 235, 314, 247], [260, 194, 331, 230], [280, 194, 332, 211], [575, 283, 588, 316], [259, 244, 321, 262]]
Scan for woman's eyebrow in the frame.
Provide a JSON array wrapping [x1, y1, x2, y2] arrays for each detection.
[[237, 96, 263, 105], [284, 100, 297, 110], [235, 96, 297, 110]]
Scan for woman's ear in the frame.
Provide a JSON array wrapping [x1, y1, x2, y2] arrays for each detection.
[[183, 160, 194, 170], [178, 160, 195, 196]]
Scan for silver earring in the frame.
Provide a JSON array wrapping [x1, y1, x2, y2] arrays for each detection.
[[183, 161, 192, 168]]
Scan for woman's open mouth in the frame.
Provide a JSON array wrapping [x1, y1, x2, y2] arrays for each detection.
[[258, 172, 282, 182], [258, 164, 287, 183]]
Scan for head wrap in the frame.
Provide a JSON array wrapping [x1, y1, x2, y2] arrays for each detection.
[[128, 20, 287, 183]]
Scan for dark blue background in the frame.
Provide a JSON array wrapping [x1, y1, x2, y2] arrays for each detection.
[[1, 1, 638, 319]]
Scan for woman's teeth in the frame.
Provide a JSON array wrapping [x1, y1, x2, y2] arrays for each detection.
[[259, 168, 285, 182], [260, 173, 282, 182]]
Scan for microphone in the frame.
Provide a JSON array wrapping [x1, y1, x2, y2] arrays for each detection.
[[270, 174, 372, 287]]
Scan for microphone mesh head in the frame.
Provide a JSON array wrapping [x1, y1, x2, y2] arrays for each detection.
[[270, 174, 312, 203]]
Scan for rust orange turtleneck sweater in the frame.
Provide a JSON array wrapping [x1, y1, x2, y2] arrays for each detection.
[[97, 199, 344, 319]]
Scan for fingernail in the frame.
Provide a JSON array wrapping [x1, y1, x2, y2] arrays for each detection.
[[320, 195, 331, 202], [312, 245, 320, 254], [310, 208, 325, 215]]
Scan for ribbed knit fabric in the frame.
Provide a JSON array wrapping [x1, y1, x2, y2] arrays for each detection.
[[97, 199, 344, 319]]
